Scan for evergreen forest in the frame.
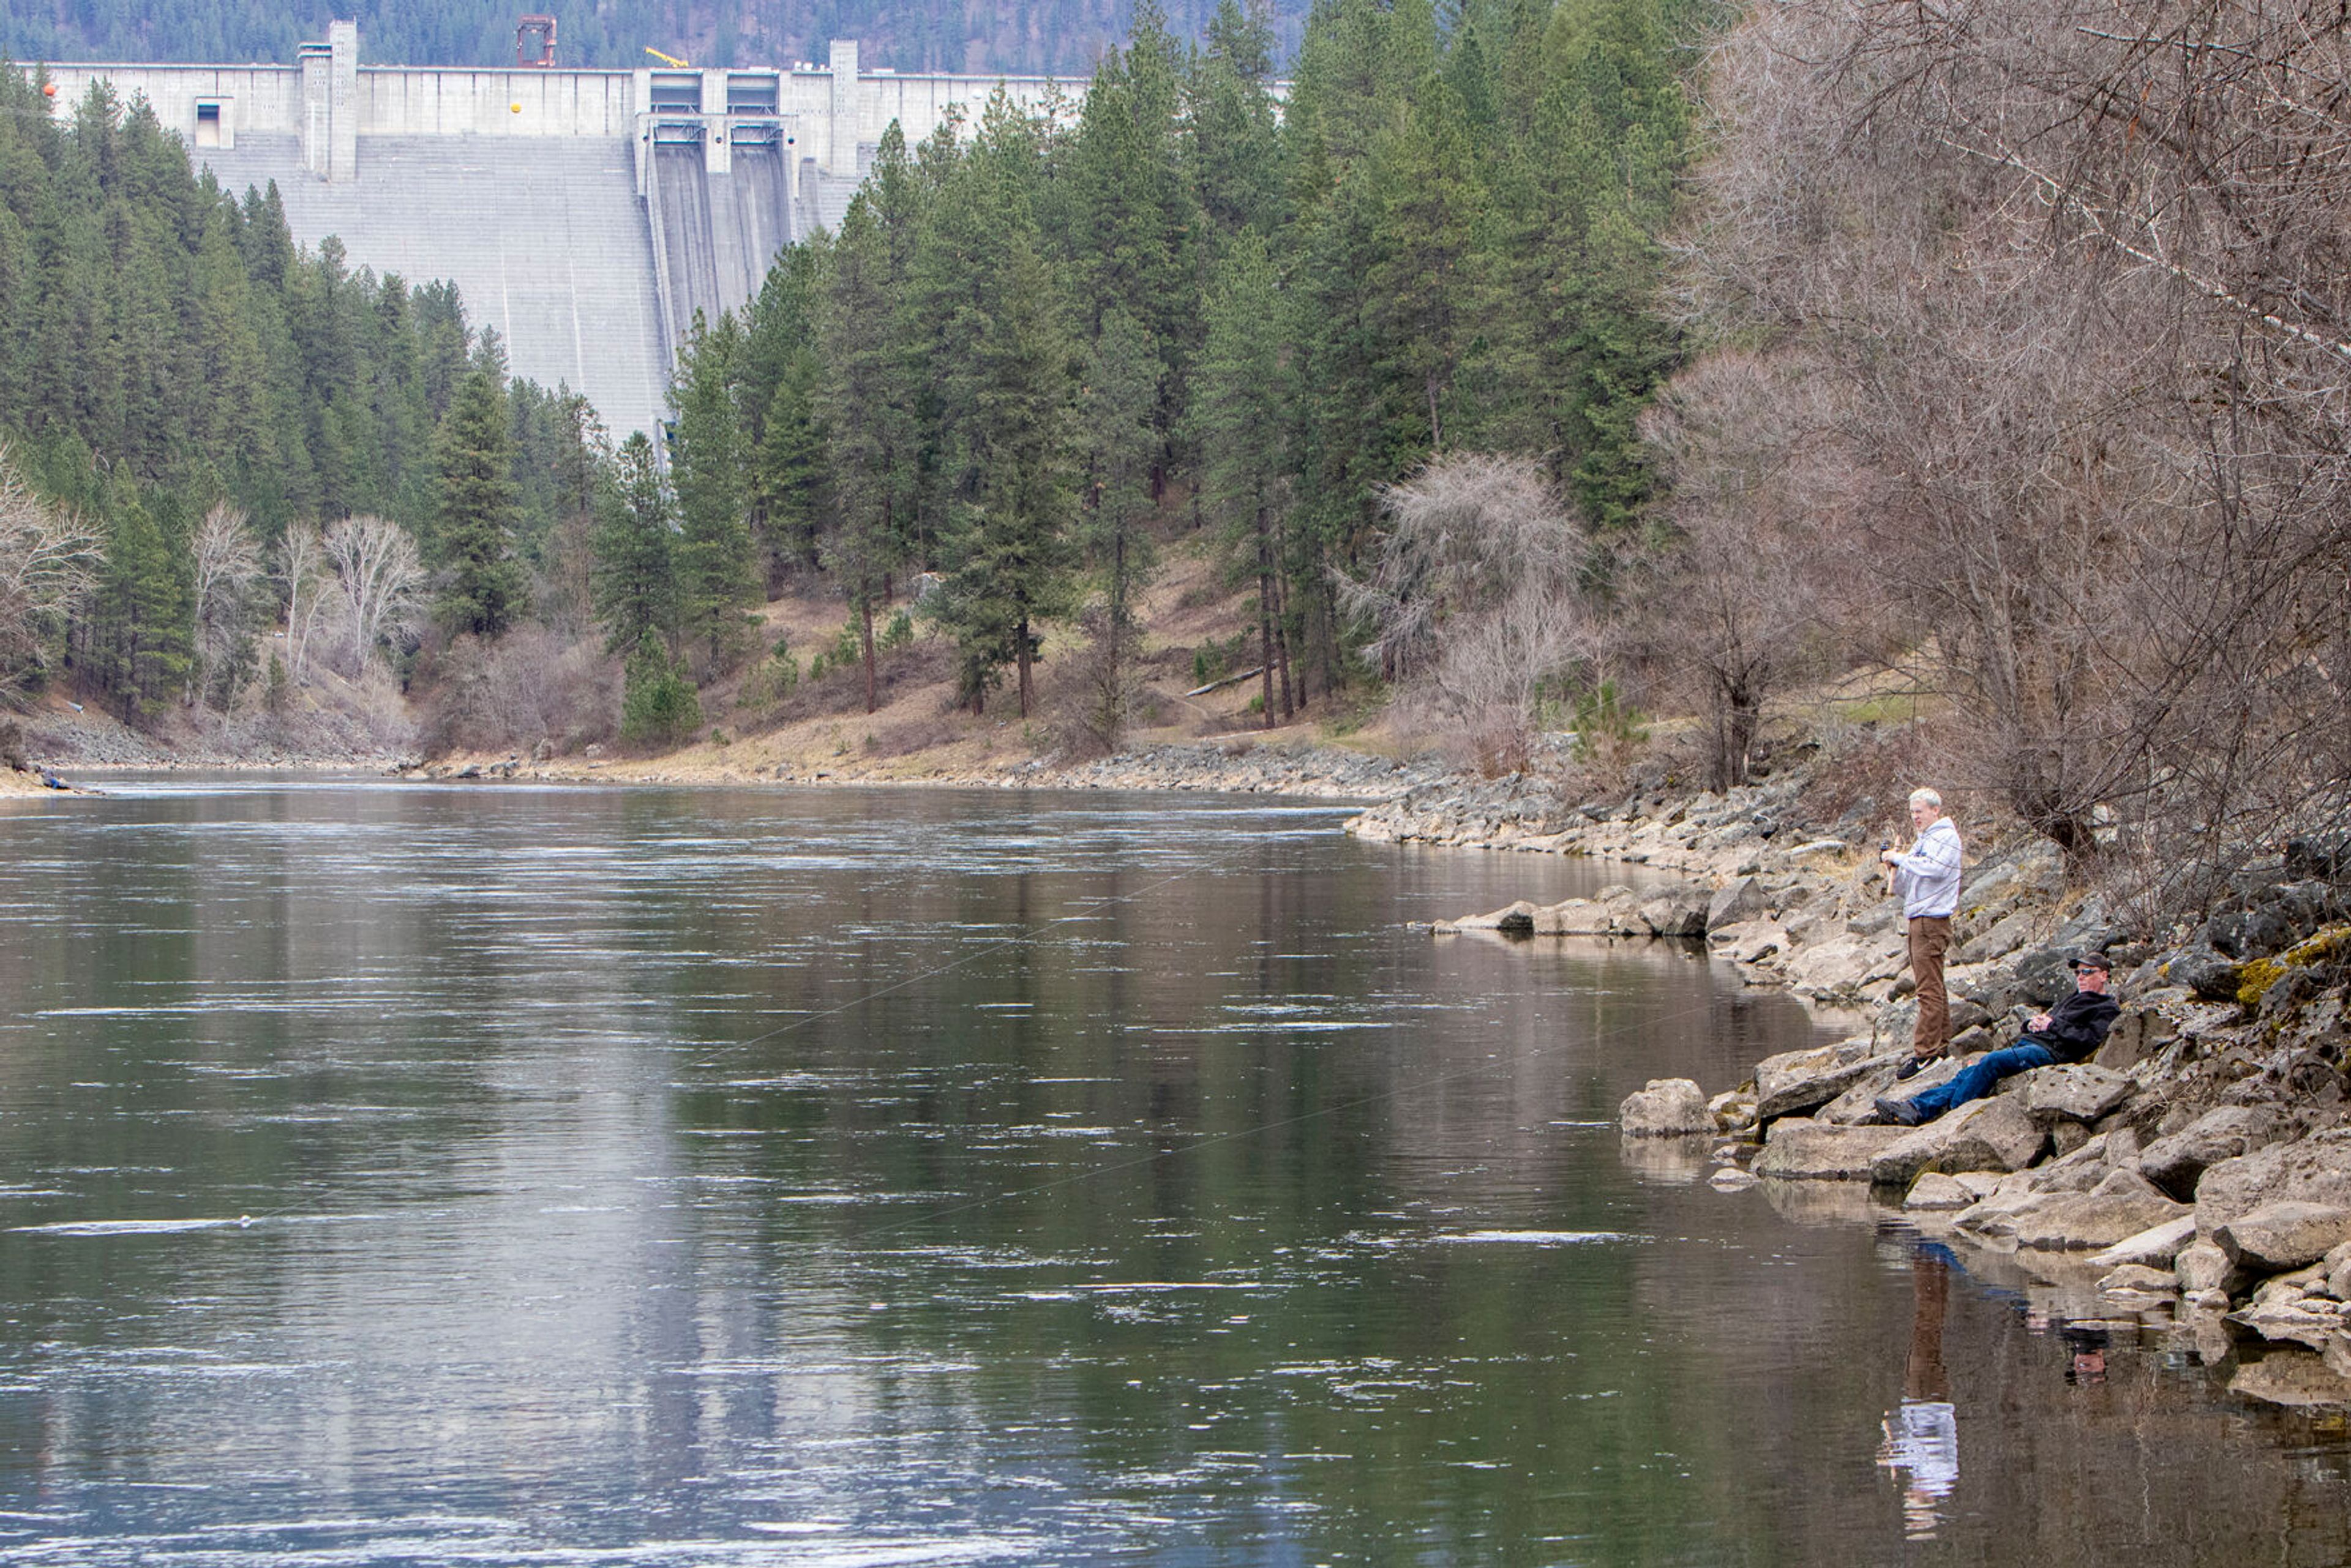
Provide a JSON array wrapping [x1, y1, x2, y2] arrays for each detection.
[[0, 67, 598, 719], [0, 0, 1309, 79]]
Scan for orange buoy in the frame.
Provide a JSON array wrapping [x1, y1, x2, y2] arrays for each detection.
[[42, 82, 58, 97]]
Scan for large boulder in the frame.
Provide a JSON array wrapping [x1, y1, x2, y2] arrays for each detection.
[[1753, 1117, 1911, 1180], [1637, 885, 1710, 938], [2014, 1063, 2135, 1125], [1904, 1172, 1978, 1210], [2176, 1241, 2238, 1296], [2098, 1263, 2180, 1296], [1816, 1052, 1970, 1125], [2139, 1106, 2281, 1199], [1455, 899, 1538, 933], [2229, 1297, 2347, 1351], [1752, 1036, 1897, 1122], [2085, 1215, 2199, 1271], [2197, 1130, 2351, 1231], [1706, 875, 1766, 932], [1870, 1097, 2047, 1186], [2214, 1202, 2351, 1274], [2009, 1169, 2189, 1251], [2162, 943, 2243, 1002], [1532, 898, 1616, 936], [1618, 1078, 1715, 1138], [2094, 1008, 2178, 1070]]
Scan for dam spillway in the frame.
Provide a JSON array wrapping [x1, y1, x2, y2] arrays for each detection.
[[37, 24, 1066, 440]]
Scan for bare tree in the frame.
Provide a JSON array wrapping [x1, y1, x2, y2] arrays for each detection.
[[1669, 0, 2351, 885], [277, 523, 331, 686], [1340, 454, 1605, 771], [1643, 353, 1864, 789], [323, 515, 426, 678], [0, 448, 103, 705], [189, 505, 264, 708]]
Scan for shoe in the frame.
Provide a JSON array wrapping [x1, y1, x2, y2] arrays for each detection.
[[1875, 1096, 1925, 1127], [1893, 1051, 1944, 1082]]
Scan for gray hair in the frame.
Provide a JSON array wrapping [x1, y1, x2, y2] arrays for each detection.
[[1908, 787, 1943, 811]]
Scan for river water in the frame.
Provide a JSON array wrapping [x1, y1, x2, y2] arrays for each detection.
[[2, 779, 2349, 1566]]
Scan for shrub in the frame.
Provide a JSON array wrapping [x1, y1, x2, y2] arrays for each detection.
[[621, 634, 702, 747]]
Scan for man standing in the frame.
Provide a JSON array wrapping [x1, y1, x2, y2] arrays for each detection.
[[1883, 788, 1963, 1081], [1877, 953, 2121, 1125]]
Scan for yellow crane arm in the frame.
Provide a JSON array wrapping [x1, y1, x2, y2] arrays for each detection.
[[643, 46, 690, 67]]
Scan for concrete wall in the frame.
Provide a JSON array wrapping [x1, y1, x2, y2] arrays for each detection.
[[32, 30, 1077, 439]]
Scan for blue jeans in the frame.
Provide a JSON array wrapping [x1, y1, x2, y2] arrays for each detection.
[[1907, 1041, 2058, 1120]]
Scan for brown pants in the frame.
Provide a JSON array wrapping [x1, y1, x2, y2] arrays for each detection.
[[1908, 915, 1952, 1059]]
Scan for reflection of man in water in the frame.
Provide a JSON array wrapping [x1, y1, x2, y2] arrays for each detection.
[[1878, 1245, 1957, 1540]]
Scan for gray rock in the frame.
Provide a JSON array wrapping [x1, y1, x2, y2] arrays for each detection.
[[1637, 885, 1709, 938], [1870, 1000, 1920, 1057], [1870, 1096, 2048, 1186], [2099, 1263, 2179, 1295], [2138, 1106, 2280, 1199], [1955, 907, 2040, 966], [1706, 1087, 1757, 1134], [1905, 1172, 1978, 1210], [2229, 1298, 2347, 1351], [2015, 1063, 2135, 1125], [2231, 1352, 2351, 1407], [1709, 1166, 1760, 1191], [1815, 1052, 1967, 1125], [1457, 899, 1539, 934], [2177, 1241, 2238, 1295], [2085, 1215, 2199, 1272], [2162, 943, 2243, 1003], [2326, 1240, 2351, 1303], [1753, 1036, 1896, 1122], [1706, 876, 1766, 932], [2216, 1202, 2351, 1274], [1532, 898, 1615, 936], [2250, 1267, 2328, 1307], [1752, 1117, 1911, 1180], [2197, 1130, 2351, 1232], [2010, 1169, 2189, 1251], [2094, 1008, 2178, 1070], [2028, 1134, 2118, 1194], [1618, 1078, 1714, 1138]]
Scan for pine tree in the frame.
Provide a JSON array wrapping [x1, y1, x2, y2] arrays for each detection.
[[1196, 235, 1296, 720], [620, 629, 702, 746], [932, 228, 1079, 718], [88, 467, 193, 720], [590, 432, 676, 656], [1079, 307, 1161, 738], [667, 310, 760, 673], [739, 238, 833, 580], [432, 354, 524, 637]]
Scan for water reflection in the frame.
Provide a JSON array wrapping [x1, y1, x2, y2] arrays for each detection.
[[1877, 1243, 1957, 1539]]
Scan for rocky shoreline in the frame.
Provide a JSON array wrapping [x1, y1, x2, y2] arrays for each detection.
[[375, 737, 1449, 801], [1374, 769, 2351, 1406]]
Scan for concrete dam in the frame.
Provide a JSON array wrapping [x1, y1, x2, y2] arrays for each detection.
[[39, 24, 1067, 440]]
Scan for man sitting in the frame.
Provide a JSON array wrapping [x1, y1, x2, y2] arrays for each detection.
[[1877, 953, 2121, 1127]]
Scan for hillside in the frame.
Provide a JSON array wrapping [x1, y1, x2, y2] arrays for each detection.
[[0, 0, 1307, 78]]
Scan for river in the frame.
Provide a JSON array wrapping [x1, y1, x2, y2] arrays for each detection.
[[1, 778, 2347, 1564]]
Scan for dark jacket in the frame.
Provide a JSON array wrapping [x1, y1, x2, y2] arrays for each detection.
[[2027, 989, 2121, 1063]]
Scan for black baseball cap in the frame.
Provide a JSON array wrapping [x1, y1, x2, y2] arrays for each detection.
[[2069, 952, 2110, 972]]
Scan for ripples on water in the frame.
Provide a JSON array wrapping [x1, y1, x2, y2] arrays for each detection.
[[2, 778, 2349, 1566]]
